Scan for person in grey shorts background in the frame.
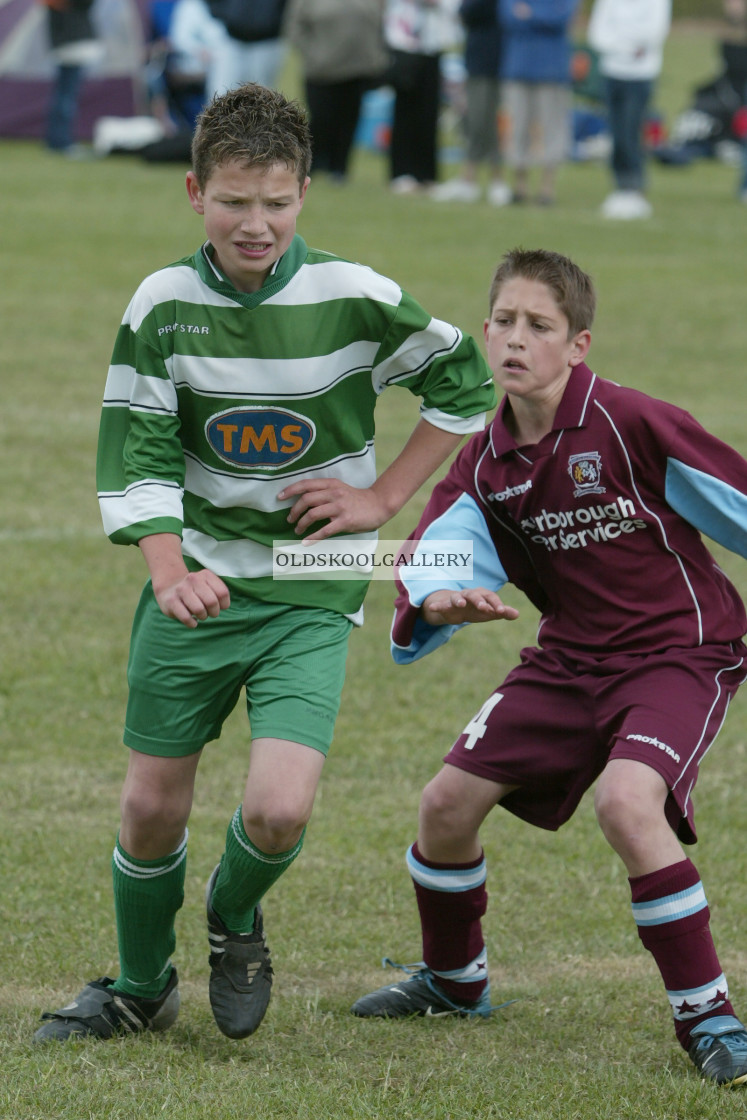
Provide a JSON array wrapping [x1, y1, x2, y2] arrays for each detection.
[[430, 0, 511, 206], [498, 0, 581, 205]]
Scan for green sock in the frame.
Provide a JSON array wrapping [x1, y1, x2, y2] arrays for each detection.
[[111, 832, 187, 999], [212, 807, 304, 932]]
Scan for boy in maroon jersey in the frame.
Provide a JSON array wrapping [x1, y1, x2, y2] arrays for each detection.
[[351, 248, 747, 1086]]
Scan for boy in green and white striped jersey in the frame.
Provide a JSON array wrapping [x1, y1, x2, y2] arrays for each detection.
[[33, 82, 496, 1045]]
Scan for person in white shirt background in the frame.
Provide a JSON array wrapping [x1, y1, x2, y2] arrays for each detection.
[[587, 0, 671, 220]]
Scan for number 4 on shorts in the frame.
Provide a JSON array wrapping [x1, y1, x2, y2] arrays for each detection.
[[461, 693, 504, 751]]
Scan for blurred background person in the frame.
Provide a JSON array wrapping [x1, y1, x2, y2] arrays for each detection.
[[722, 0, 747, 202], [498, 0, 580, 206], [588, 0, 672, 221], [430, 0, 510, 205], [384, 0, 462, 194], [145, 0, 221, 136], [43, 0, 103, 156], [205, 0, 289, 95], [284, 0, 388, 183]]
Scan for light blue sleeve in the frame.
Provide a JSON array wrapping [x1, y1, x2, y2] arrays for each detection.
[[392, 492, 508, 664], [390, 610, 463, 664], [665, 458, 747, 558], [400, 492, 508, 605]]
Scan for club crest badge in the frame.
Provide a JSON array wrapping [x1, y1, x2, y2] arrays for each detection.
[[568, 452, 605, 497]]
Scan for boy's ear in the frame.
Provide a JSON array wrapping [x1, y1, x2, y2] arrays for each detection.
[[569, 329, 592, 366], [185, 171, 204, 215]]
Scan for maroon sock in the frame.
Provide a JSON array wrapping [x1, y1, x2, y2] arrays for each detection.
[[407, 841, 488, 1003], [630, 858, 735, 1049]]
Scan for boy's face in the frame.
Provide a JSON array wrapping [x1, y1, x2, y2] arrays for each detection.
[[186, 160, 309, 293], [484, 277, 590, 404]]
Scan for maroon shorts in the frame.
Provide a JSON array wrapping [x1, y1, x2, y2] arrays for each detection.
[[444, 641, 747, 843]]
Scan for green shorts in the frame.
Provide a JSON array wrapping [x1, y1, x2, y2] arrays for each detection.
[[124, 585, 353, 758]]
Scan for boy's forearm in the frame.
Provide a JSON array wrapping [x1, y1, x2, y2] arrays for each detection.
[[138, 532, 189, 593], [370, 419, 463, 521], [138, 531, 230, 626]]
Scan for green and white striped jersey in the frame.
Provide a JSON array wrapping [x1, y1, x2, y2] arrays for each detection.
[[97, 235, 496, 621]]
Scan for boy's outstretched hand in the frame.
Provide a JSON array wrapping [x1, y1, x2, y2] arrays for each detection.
[[421, 587, 520, 627]]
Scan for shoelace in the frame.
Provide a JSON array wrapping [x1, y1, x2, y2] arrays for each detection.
[[696, 1028, 747, 1060], [381, 957, 520, 1015]]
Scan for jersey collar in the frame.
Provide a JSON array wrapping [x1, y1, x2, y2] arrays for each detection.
[[489, 363, 598, 458], [194, 234, 308, 306]]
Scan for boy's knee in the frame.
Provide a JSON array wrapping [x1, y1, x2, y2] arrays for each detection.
[[242, 802, 308, 854], [595, 774, 631, 818], [595, 761, 666, 835], [120, 751, 198, 853], [119, 787, 189, 856], [594, 778, 656, 845], [419, 775, 464, 834]]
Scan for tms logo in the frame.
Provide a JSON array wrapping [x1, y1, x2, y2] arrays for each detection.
[[206, 407, 315, 469]]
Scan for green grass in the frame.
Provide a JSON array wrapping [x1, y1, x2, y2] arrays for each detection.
[[2, 23, 747, 1119]]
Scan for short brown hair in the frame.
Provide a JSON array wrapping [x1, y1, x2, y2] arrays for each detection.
[[488, 248, 596, 337], [191, 83, 312, 189]]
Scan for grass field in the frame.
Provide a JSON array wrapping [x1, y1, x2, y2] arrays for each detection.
[[1, 22, 747, 1120]]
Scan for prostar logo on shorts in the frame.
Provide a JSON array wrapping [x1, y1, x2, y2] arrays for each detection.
[[206, 407, 315, 469], [626, 732, 681, 764]]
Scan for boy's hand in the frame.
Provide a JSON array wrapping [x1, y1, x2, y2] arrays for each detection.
[[421, 587, 520, 627], [278, 479, 389, 542], [153, 569, 231, 629], [139, 533, 230, 628], [278, 420, 465, 542]]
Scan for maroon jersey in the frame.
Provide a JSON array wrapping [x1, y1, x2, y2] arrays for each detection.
[[393, 363, 747, 661]]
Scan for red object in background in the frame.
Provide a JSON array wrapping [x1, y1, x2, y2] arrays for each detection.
[[643, 112, 667, 149], [732, 105, 747, 140], [570, 49, 591, 84]]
